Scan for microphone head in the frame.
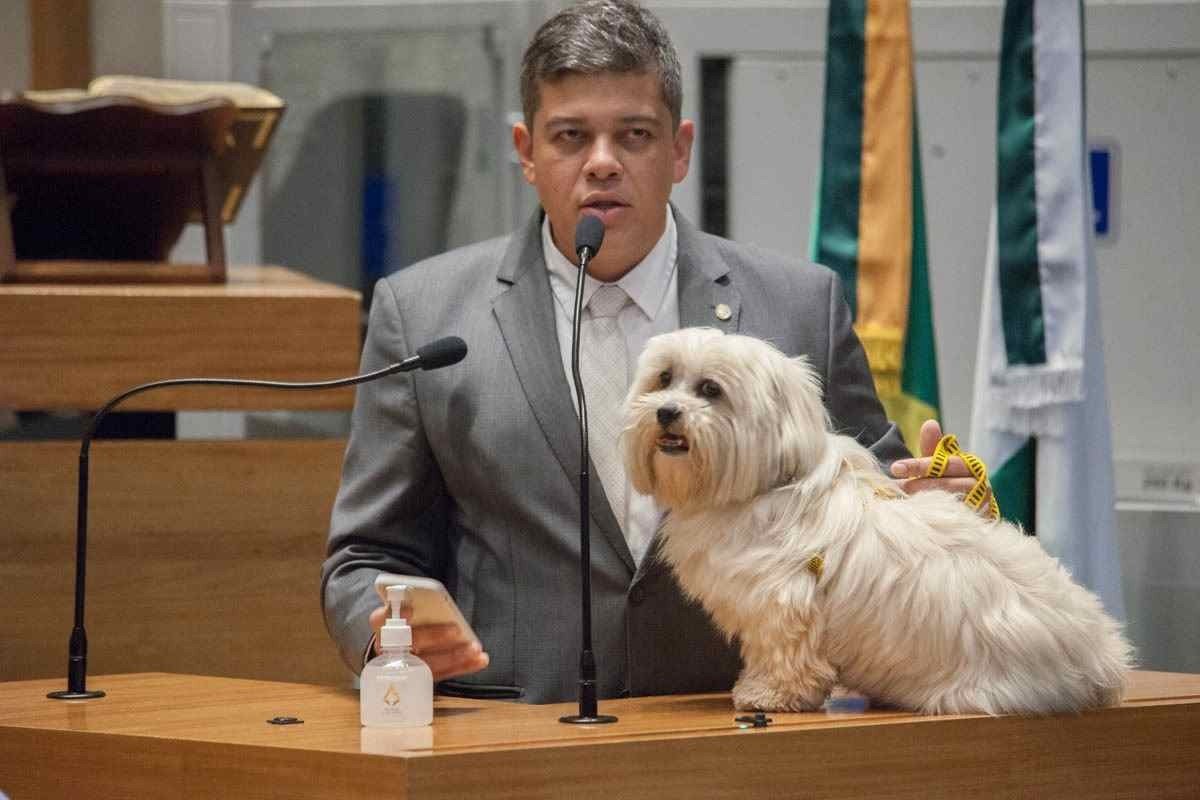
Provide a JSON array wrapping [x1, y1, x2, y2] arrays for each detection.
[[574, 215, 605, 261], [416, 336, 467, 370]]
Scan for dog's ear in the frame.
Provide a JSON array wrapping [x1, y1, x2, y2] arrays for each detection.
[[783, 354, 825, 406], [620, 421, 658, 497], [772, 352, 831, 480]]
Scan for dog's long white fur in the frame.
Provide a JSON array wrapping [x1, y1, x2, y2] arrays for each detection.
[[622, 328, 1132, 714]]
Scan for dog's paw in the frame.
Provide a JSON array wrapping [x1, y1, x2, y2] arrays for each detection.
[[732, 677, 827, 712]]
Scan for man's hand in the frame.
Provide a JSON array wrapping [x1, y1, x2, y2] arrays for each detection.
[[369, 605, 490, 681], [889, 420, 994, 512]]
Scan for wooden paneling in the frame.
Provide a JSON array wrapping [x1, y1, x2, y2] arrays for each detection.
[[1, 672, 1198, 799], [0, 439, 351, 686], [0, 265, 361, 410], [28, 0, 91, 90]]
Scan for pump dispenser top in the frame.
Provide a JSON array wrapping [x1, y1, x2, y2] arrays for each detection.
[[380, 585, 413, 650]]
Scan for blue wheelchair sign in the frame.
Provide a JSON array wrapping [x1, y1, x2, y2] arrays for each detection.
[[1090, 144, 1116, 240]]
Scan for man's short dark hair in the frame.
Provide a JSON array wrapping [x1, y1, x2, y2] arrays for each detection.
[[520, 0, 683, 128]]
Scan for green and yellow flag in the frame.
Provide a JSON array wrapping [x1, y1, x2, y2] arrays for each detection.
[[811, 0, 939, 453]]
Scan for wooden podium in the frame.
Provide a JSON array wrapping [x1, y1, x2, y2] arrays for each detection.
[[1, 671, 1198, 799], [0, 267, 361, 686]]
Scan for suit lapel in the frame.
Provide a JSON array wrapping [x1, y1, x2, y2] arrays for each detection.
[[492, 214, 636, 574], [675, 212, 742, 333]]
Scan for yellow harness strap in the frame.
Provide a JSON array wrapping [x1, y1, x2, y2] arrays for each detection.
[[805, 555, 825, 580], [924, 434, 1001, 521]]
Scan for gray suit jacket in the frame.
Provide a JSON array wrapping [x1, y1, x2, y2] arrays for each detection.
[[322, 210, 909, 703]]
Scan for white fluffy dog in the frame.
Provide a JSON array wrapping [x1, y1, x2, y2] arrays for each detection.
[[621, 328, 1132, 715]]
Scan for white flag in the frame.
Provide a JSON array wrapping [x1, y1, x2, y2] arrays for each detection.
[[969, 0, 1124, 617]]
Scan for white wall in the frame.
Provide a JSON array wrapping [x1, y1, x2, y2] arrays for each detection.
[[0, 2, 31, 92], [92, 0, 163, 78]]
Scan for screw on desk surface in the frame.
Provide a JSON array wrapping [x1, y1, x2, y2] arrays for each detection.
[[734, 712, 773, 729]]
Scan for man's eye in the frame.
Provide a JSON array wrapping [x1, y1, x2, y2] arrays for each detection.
[[658, 370, 672, 388], [697, 379, 722, 399], [556, 129, 583, 142], [624, 128, 652, 144]]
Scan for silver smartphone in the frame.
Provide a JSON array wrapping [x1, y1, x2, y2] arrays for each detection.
[[373, 573, 479, 643]]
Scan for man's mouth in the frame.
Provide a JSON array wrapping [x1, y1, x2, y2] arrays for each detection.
[[581, 198, 629, 219], [656, 433, 689, 454]]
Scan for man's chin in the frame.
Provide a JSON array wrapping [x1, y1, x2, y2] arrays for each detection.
[[585, 246, 639, 282], [572, 219, 657, 280]]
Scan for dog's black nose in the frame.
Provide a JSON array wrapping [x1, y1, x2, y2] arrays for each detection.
[[657, 405, 681, 426]]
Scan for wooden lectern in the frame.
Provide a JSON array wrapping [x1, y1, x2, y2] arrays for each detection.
[[1, 671, 1198, 798], [0, 94, 235, 281], [0, 77, 284, 284]]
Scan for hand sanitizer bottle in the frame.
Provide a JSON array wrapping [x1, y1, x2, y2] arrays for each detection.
[[360, 585, 433, 727]]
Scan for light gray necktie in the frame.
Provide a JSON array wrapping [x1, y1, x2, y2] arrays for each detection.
[[580, 284, 631, 538]]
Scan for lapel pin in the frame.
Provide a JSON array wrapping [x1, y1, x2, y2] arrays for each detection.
[[714, 303, 732, 321]]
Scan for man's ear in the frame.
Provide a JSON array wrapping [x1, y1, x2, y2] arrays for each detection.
[[672, 119, 695, 184], [512, 122, 536, 185]]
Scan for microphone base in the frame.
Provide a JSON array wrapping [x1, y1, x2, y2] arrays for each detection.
[[47, 689, 106, 700], [559, 713, 618, 724]]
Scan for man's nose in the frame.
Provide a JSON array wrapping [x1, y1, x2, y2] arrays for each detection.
[[585, 137, 622, 180]]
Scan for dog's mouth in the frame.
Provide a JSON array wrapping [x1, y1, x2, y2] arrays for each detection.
[[656, 433, 690, 455]]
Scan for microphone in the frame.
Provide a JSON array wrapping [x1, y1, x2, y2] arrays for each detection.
[[574, 214, 605, 264], [47, 336, 467, 700], [560, 216, 617, 725], [408, 336, 468, 371]]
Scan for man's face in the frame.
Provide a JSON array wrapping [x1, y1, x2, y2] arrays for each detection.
[[513, 71, 694, 282]]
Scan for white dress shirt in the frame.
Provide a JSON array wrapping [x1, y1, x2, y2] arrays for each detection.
[[543, 206, 680, 566]]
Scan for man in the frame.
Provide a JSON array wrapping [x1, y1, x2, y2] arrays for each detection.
[[322, 0, 977, 703]]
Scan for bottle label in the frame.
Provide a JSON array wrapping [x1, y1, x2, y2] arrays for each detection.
[[374, 674, 417, 717], [362, 667, 432, 727]]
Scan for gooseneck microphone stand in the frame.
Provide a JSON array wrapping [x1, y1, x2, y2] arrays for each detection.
[[560, 215, 617, 725], [46, 336, 467, 700]]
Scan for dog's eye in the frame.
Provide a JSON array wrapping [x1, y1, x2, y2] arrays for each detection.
[[697, 379, 722, 399], [658, 370, 672, 388]]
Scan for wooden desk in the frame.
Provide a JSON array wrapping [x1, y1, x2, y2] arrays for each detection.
[[1, 672, 1197, 799]]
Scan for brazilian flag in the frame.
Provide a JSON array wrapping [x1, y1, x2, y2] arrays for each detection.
[[811, 0, 940, 454]]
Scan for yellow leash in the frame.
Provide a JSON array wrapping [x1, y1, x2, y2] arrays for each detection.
[[925, 434, 1001, 521]]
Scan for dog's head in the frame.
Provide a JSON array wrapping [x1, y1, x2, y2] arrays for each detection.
[[621, 328, 830, 511]]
